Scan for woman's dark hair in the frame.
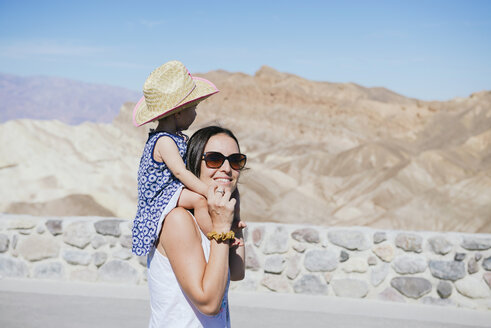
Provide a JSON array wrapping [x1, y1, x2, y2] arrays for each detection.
[[186, 126, 240, 177]]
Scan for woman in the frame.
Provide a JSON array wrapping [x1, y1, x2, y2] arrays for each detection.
[[147, 126, 246, 327]]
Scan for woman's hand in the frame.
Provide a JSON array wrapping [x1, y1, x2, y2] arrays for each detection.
[[207, 185, 235, 233]]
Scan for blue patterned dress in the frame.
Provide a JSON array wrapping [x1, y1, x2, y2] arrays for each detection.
[[132, 131, 187, 256]]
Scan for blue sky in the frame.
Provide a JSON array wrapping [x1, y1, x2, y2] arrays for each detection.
[[0, 0, 490, 100]]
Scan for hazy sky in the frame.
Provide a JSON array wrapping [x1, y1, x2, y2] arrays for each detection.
[[0, 0, 490, 100]]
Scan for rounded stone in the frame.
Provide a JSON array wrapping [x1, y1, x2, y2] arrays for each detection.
[[372, 244, 395, 262], [304, 249, 338, 272], [36, 225, 45, 234], [461, 237, 491, 251], [483, 272, 491, 288], [63, 250, 91, 265], [264, 255, 286, 274], [119, 235, 132, 249], [0, 234, 9, 253], [292, 243, 307, 253], [33, 261, 64, 279], [291, 228, 320, 243], [138, 255, 147, 267], [373, 232, 387, 244], [371, 263, 389, 287], [378, 287, 406, 303], [94, 219, 122, 237], [64, 222, 92, 249], [261, 274, 291, 293], [391, 277, 432, 299], [98, 260, 138, 283], [45, 220, 62, 236], [468, 258, 479, 274], [92, 251, 108, 267], [91, 235, 107, 249], [245, 244, 261, 271], [483, 256, 491, 271], [113, 248, 132, 261], [263, 227, 289, 254], [392, 255, 427, 274], [427, 236, 453, 255], [331, 279, 369, 298], [437, 281, 452, 299], [339, 250, 349, 262], [327, 230, 370, 251], [285, 254, 301, 280], [395, 233, 422, 253], [455, 276, 491, 299], [367, 256, 378, 266], [429, 260, 466, 281], [252, 226, 265, 247], [17, 235, 60, 261], [0, 256, 29, 278], [454, 253, 466, 261], [8, 217, 36, 230], [293, 274, 328, 295]]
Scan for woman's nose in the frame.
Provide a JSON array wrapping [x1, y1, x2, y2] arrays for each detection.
[[219, 159, 232, 172]]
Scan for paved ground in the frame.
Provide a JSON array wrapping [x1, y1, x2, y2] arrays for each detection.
[[1, 279, 490, 328]]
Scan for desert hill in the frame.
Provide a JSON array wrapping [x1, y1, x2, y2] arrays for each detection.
[[1, 67, 490, 233]]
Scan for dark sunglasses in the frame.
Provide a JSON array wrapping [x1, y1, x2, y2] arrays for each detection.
[[202, 152, 247, 170]]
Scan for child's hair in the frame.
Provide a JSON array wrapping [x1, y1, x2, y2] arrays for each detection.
[[186, 126, 240, 178]]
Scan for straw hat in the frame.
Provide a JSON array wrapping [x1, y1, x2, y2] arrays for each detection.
[[132, 60, 219, 127]]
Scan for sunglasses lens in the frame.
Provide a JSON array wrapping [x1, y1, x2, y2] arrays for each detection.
[[204, 152, 225, 168], [229, 154, 247, 170], [203, 152, 247, 170]]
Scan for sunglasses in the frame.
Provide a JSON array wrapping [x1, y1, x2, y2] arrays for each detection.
[[202, 152, 247, 170]]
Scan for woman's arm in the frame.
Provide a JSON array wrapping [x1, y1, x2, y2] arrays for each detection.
[[154, 137, 208, 196], [159, 186, 235, 315]]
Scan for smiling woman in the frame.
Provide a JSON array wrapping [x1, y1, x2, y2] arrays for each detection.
[[147, 126, 246, 328]]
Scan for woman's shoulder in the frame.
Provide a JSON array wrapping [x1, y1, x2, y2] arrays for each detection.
[[163, 208, 199, 234], [160, 208, 202, 254]]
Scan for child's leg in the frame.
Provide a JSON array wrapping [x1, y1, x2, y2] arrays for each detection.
[[178, 188, 213, 234], [230, 188, 246, 246], [231, 188, 245, 227]]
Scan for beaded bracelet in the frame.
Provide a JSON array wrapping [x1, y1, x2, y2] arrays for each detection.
[[206, 231, 235, 242]]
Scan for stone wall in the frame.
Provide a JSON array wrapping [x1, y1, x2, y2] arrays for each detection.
[[1, 214, 490, 310]]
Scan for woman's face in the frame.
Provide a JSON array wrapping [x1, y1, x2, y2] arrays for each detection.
[[200, 133, 241, 192]]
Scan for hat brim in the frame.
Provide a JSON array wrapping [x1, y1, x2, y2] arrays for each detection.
[[132, 76, 219, 127]]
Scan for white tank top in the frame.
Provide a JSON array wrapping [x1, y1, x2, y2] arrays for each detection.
[[147, 213, 231, 328]]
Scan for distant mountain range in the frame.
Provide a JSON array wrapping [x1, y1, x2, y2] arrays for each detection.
[[1, 67, 490, 233], [0, 73, 140, 124]]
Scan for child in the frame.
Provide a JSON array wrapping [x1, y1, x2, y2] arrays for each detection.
[[131, 60, 243, 256]]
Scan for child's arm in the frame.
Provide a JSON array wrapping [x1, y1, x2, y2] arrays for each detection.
[[154, 136, 208, 196]]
